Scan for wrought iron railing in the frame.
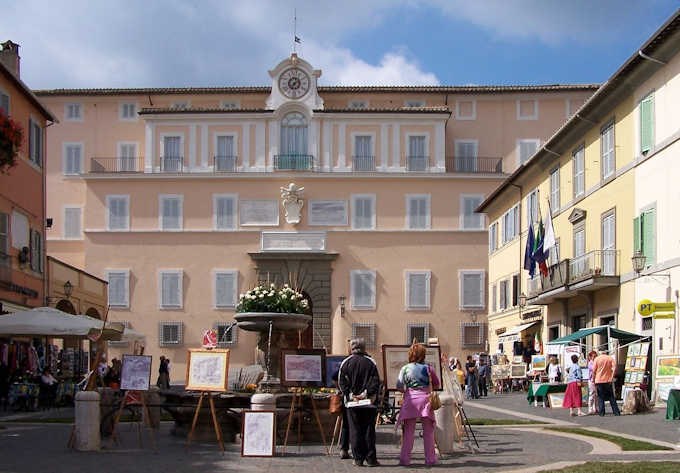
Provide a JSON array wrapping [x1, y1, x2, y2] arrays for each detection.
[[406, 155, 428, 172], [352, 155, 376, 172], [214, 155, 237, 172], [89, 157, 144, 173], [529, 259, 570, 296], [274, 154, 314, 171], [569, 250, 619, 283], [160, 156, 184, 172], [445, 156, 503, 174]]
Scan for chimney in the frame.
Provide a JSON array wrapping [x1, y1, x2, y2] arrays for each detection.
[[0, 40, 20, 78]]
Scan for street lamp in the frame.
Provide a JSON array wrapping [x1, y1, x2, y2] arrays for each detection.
[[63, 280, 73, 298], [632, 251, 646, 275], [519, 292, 527, 308], [338, 295, 346, 316]]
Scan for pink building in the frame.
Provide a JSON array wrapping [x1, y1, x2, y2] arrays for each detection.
[[37, 54, 596, 381]]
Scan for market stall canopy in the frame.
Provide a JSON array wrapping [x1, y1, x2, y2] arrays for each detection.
[[0, 307, 125, 340], [498, 321, 539, 343], [547, 325, 646, 346]]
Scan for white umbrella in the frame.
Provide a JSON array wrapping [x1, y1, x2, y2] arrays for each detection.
[[0, 307, 123, 340]]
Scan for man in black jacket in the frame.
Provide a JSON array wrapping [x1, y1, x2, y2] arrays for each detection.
[[338, 338, 381, 467]]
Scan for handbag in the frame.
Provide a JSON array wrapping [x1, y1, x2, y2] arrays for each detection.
[[329, 393, 343, 414], [428, 366, 442, 410]]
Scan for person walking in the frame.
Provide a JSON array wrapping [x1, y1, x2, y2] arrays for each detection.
[[592, 351, 620, 416], [338, 338, 381, 467], [396, 343, 440, 467], [464, 356, 479, 399], [478, 358, 489, 397], [156, 355, 170, 390], [586, 350, 599, 415], [563, 354, 585, 416]]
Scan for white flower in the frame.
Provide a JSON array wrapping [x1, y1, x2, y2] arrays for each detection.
[[284, 284, 289, 288], [239, 293, 244, 299], [270, 283, 275, 288], [259, 294, 265, 299], [281, 294, 288, 300], [269, 291, 274, 296]]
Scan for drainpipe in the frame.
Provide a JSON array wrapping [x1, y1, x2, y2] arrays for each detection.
[[638, 50, 667, 66], [43, 120, 56, 307], [511, 184, 523, 339]]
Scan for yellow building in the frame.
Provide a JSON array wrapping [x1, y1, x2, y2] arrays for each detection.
[[477, 10, 680, 357]]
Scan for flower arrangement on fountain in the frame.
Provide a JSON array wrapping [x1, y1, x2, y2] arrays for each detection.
[[236, 283, 309, 314]]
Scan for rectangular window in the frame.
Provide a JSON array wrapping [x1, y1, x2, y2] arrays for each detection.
[[405, 271, 431, 311], [550, 167, 560, 212], [308, 200, 347, 226], [461, 322, 486, 347], [30, 229, 41, 273], [454, 140, 478, 172], [63, 143, 82, 175], [353, 135, 374, 170], [0, 90, 9, 115], [162, 136, 182, 171], [106, 195, 129, 231], [119, 103, 137, 120], [239, 200, 279, 226], [548, 325, 560, 341], [213, 194, 237, 230], [216, 135, 235, 158], [159, 195, 183, 231], [517, 99, 538, 120], [351, 270, 376, 310], [118, 142, 138, 172], [502, 205, 519, 243], [106, 270, 130, 308], [518, 139, 539, 164], [63, 207, 82, 240], [526, 189, 538, 224], [65, 103, 82, 121], [351, 194, 376, 230], [404, 99, 425, 107], [499, 279, 508, 310], [601, 121, 615, 180], [461, 195, 484, 229], [11, 210, 29, 249], [572, 145, 585, 198], [29, 119, 43, 166], [512, 274, 519, 307], [349, 100, 368, 109], [0, 212, 8, 265], [159, 270, 183, 309], [634, 207, 656, 267], [159, 321, 183, 347], [489, 222, 498, 252], [220, 101, 240, 110], [602, 210, 616, 274], [491, 284, 497, 313], [640, 93, 654, 154], [460, 270, 484, 309], [406, 194, 430, 230], [456, 100, 476, 120], [352, 323, 376, 349], [214, 270, 237, 308], [171, 102, 189, 110], [215, 322, 238, 346], [407, 323, 430, 344]]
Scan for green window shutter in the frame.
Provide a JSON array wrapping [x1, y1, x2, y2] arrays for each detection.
[[642, 209, 656, 266], [633, 216, 641, 253], [640, 95, 654, 153]]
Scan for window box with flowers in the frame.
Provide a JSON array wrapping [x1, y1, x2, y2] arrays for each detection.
[[0, 111, 22, 173]]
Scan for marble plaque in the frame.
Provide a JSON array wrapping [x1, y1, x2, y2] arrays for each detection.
[[240, 200, 279, 226], [261, 232, 326, 252], [308, 200, 348, 226]]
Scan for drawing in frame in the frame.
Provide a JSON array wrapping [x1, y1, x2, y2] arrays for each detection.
[[624, 371, 632, 383], [241, 410, 276, 457], [548, 392, 565, 408], [281, 349, 326, 387], [491, 364, 511, 380], [628, 343, 640, 356], [325, 355, 347, 388], [120, 354, 152, 391], [625, 357, 632, 369], [185, 348, 230, 392], [639, 343, 650, 356], [531, 355, 546, 372], [656, 355, 680, 379], [510, 363, 527, 379], [382, 344, 443, 392]]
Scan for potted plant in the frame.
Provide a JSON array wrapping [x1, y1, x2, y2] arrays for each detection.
[[0, 110, 23, 173], [236, 283, 309, 315]]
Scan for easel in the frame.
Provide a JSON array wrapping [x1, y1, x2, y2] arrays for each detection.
[[109, 390, 157, 451], [282, 389, 329, 455], [186, 391, 225, 454], [457, 405, 479, 449]]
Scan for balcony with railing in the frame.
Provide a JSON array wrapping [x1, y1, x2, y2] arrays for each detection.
[[406, 155, 428, 172], [90, 157, 144, 173], [445, 156, 503, 174], [274, 154, 314, 171], [569, 250, 619, 284], [352, 155, 376, 172], [160, 155, 184, 172], [214, 155, 237, 172]]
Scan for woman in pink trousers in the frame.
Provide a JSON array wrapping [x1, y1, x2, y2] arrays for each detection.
[[396, 343, 441, 466]]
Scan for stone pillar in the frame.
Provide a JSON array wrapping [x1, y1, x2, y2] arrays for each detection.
[[434, 394, 456, 454], [251, 393, 276, 411], [75, 391, 101, 451]]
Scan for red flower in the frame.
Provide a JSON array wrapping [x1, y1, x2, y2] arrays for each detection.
[[0, 109, 23, 172]]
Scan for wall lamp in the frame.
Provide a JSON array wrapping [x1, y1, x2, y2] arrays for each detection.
[[338, 295, 346, 316], [64, 280, 73, 298]]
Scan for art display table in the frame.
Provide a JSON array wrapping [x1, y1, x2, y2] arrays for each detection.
[[666, 389, 680, 420], [527, 383, 566, 406], [9, 383, 39, 410]]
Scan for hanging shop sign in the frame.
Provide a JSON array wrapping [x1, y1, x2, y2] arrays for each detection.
[[495, 327, 507, 335], [520, 309, 542, 321], [637, 299, 676, 319]]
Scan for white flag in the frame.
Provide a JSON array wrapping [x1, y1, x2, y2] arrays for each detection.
[[544, 199, 556, 252]]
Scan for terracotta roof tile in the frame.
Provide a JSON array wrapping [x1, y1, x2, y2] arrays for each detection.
[[138, 106, 451, 115]]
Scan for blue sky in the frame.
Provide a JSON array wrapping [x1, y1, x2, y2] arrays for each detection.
[[2, 1, 679, 89]]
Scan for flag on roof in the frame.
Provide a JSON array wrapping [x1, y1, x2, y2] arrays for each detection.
[[295, 36, 301, 43]]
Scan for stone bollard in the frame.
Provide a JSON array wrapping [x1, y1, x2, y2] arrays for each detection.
[[75, 391, 101, 451], [251, 393, 276, 411], [434, 394, 456, 455]]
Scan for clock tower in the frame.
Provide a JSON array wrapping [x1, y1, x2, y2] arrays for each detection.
[[266, 53, 324, 111]]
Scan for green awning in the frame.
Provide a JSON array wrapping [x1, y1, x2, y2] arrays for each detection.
[[547, 325, 647, 345]]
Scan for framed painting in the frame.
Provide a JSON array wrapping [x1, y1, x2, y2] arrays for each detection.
[[281, 349, 326, 387], [625, 358, 632, 369], [492, 364, 511, 379], [628, 344, 640, 356], [531, 355, 546, 372], [381, 344, 443, 392], [512, 356, 524, 364], [241, 410, 276, 457], [624, 371, 632, 383], [185, 348, 230, 392], [580, 367, 590, 380], [580, 384, 589, 405], [656, 382, 674, 402], [633, 371, 644, 384], [120, 354, 152, 391], [639, 343, 650, 356], [630, 357, 637, 368], [637, 356, 648, 370], [325, 355, 347, 388], [510, 363, 527, 379], [548, 392, 565, 408], [657, 355, 680, 379]]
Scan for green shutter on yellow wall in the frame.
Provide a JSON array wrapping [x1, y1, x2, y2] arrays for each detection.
[[640, 95, 654, 153], [633, 216, 641, 254], [642, 209, 656, 266]]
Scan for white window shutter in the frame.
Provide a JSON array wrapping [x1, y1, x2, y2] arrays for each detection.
[[215, 272, 236, 308], [161, 271, 182, 308], [64, 208, 81, 239], [107, 271, 129, 307], [462, 272, 484, 308], [216, 196, 235, 229], [0, 212, 8, 256], [352, 270, 376, 309], [407, 272, 430, 310]]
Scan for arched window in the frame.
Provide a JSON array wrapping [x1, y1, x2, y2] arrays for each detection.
[[280, 112, 308, 156]]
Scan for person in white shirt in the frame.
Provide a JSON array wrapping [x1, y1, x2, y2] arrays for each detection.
[[548, 356, 562, 383]]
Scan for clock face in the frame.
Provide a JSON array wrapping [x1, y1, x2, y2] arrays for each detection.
[[278, 68, 311, 99]]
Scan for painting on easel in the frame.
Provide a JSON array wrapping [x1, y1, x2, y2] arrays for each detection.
[[241, 410, 276, 457], [120, 355, 152, 391], [281, 349, 326, 387], [185, 349, 230, 392]]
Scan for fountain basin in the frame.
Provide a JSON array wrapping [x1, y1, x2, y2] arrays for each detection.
[[235, 312, 311, 332]]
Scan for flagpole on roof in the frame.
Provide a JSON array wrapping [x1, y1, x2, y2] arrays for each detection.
[[293, 9, 297, 53]]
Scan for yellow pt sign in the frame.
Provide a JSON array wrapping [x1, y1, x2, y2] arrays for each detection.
[[637, 299, 676, 318], [637, 299, 655, 316]]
